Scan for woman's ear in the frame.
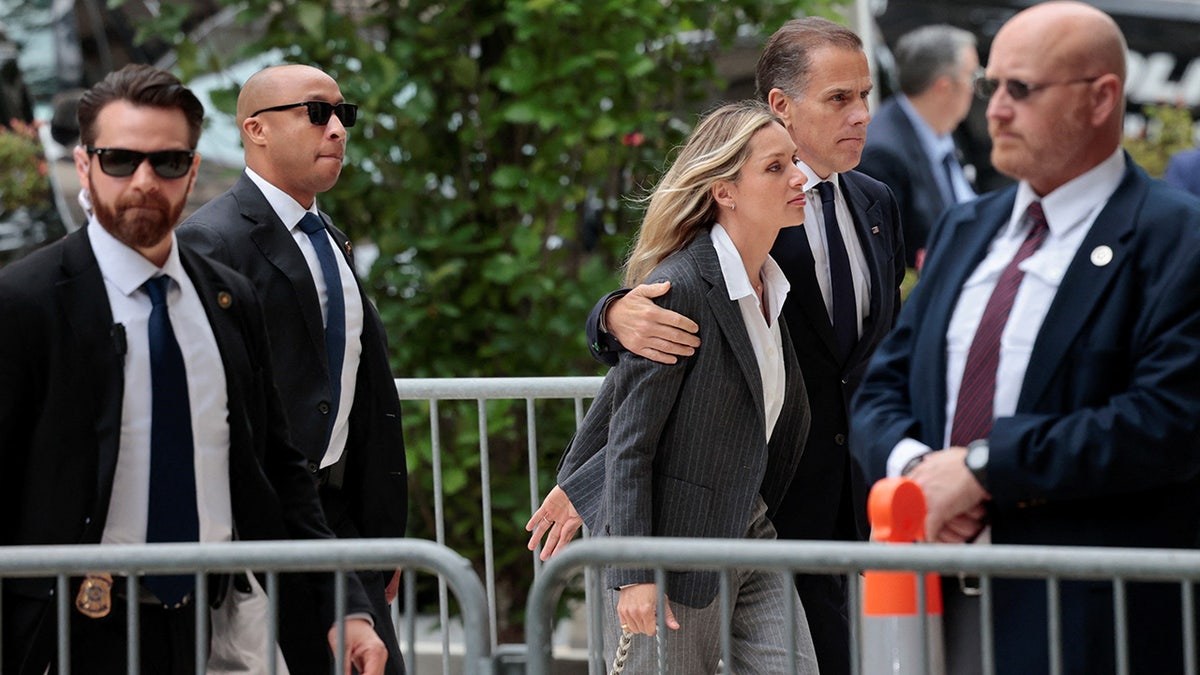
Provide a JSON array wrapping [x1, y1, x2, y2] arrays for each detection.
[[711, 181, 735, 211]]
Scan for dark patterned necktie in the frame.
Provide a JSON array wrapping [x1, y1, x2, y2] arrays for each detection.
[[950, 201, 1049, 446], [143, 275, 199, 606]]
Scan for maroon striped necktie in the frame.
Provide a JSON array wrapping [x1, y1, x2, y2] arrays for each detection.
[[949, 201, 1049, 447]]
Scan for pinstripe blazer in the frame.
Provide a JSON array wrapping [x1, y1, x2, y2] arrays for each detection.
[[559, 228, 810, 608]]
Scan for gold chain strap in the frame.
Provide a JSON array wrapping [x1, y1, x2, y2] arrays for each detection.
[[609, 629, 633, 674]]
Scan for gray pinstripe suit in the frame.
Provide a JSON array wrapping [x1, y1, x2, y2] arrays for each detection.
[[558, 228, 818, 672]]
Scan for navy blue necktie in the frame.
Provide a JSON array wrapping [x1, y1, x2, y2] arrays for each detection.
[[143, 275, 199, 607], [816, 181, 857, 362], [298, 212, 345, 437]]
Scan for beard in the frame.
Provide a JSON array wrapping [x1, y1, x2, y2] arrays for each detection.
[[90, 181, 187, 252]]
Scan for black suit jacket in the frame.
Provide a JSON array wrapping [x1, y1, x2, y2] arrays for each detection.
[[178, 174, 408, 543], [852, 158, 1200, 673], [589, 169, 903, 545], [0, 227, 370, 675], [858, 97, 952, 267]]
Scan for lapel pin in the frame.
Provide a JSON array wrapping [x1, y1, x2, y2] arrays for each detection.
[[344, 240, 353, 255], [1090, 245, 1113, 267], [217, 291, 233, 309], [871, 226, 880, 234]]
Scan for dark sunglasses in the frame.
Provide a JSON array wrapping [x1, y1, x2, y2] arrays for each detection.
[[250, 100, 358, 127], [86, 147, 196, 179], [974, 75, 1101, 101]]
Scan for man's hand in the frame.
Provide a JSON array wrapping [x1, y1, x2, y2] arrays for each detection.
[[384, 569, 402, 605], [607, 282, 700, 364], [327, 618, 387, 675], [905, 447, 990, 542], [617, 583, 680, 635], [525, 485, 583, 560]]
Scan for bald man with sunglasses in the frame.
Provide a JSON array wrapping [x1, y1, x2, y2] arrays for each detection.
[[179, 64, 409, 675], [851, 3, 1200, 673]]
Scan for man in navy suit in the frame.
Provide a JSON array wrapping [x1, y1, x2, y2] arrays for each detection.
[[0, 64, 386, 675], [530, 17, 904, 675], [858, 24, 978, 269], [179, 64, 408, 674], [851, 3, 1200, 673], [1164, 146, 1200, 198]]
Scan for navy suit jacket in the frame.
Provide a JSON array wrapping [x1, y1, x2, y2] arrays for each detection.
[[851, 157, 1200, 673], [0, 228, 371, 675], [564, 229, 809, 608], [858, 97, 951, 267], [1164, 147, 1200, 198]]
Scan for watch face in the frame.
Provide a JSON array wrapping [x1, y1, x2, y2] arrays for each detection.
[[968, 443, 988, 469]]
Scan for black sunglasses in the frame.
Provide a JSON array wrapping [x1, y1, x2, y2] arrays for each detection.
[[86, 147, 196, 179], [974, 75, 1101, 101], [250, 100, 358, 127]]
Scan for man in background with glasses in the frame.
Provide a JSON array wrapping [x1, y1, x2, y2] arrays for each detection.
[[858, 24, 979, 271], [852, 2, 1200, 673], [179, 64, 408, 675], [0, 63, 387, 674]]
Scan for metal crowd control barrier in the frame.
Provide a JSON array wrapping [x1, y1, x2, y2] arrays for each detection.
[[525, 537, 1200, 675], [395, 376, 605, 671], [0, 539, 491, 675]]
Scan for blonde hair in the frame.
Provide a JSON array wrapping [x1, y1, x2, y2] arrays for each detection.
[[624, 101, 781, 287]]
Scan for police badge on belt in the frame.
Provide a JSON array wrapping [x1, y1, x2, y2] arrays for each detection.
[[75, 573, 113, 618]]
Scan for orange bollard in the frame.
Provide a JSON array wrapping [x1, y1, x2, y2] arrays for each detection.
[[861, 477, 945, 674]]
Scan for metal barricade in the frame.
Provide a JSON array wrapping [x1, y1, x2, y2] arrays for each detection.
[[395, 376, 604, 672], [0, 539, 491, 675], [525, 537, 1200, 675]]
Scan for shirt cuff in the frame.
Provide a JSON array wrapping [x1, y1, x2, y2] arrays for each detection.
[[886, 438, 934, 478]]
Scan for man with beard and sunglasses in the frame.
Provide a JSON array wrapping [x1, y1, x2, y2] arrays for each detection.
[[851, 2, 1200, 673], [0, 64, 387, 675], [178, 64, 409, 674]]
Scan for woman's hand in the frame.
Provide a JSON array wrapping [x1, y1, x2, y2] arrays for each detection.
[[617, 583, 680, 635], [525, 485, 583, 560]]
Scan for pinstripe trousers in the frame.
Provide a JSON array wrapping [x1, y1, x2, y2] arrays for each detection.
[[602, 498, 820, 674]]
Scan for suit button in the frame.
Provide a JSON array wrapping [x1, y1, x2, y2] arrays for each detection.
[[318, 401, 331, 414], [308, 462, 319, 474], [834, 433, 846, 446]]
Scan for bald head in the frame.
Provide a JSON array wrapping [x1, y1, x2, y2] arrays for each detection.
[[237, 64, 348, 206], [985, 1, 1127, 194], [997, 2, 1126, 85]]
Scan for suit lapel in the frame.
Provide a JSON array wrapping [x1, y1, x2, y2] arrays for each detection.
[[693, 232, 766, 424], [912, 191, 1016, 439], [234, 177, 330, 374], [56, 229, 123, 533], [772, 226, 842, 360], [1017, 163, 1142, 409], [841, 173, 888, 367]]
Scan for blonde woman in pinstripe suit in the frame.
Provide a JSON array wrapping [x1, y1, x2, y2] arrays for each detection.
[[549, 101, 820, 673]]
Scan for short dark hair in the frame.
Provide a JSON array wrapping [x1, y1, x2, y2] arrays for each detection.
[[77, 64, 204, 148], [755, 17, 863, 101], [895, 24, 977, 96]]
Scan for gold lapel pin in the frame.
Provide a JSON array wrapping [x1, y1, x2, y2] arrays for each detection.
[[217, 291, 233, 309], [344, 240, 353, 254]]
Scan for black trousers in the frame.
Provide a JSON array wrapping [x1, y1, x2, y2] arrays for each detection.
[[57, 592, 202, 675]]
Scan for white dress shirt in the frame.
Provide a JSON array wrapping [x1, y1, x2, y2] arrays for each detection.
[[796, 161, 871, 339], [90, 219, 233, 546], [886, 148, 1127, 477], [245, 168, 364, 468], [710, 224, 791, 440]]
